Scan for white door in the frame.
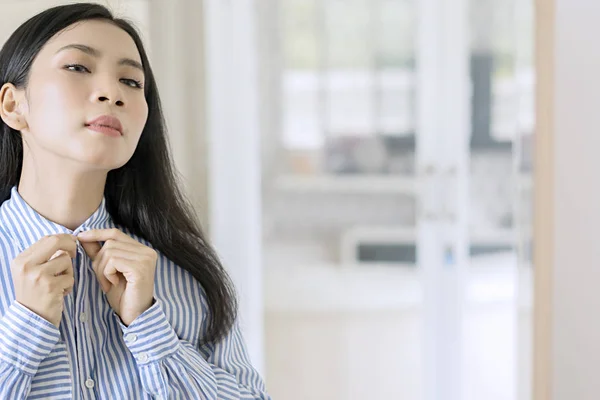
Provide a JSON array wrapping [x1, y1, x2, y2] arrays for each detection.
[[202, 0, 535, 398]]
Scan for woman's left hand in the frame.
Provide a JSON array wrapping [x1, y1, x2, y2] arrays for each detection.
[[77, 229, 158, 326]]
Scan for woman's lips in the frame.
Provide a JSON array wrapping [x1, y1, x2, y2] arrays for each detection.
[[85, 115, 123, 137], [85, 124, 122, 137]]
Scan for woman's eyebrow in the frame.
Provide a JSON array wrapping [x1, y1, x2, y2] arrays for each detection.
[[55, 43, 144, 73]]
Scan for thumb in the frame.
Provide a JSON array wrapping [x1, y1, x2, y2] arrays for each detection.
[[80, 240, 102, 261]]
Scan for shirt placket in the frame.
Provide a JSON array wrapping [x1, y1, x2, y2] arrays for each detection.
[[60, 256, 77, 399], [75, 246, 97, 400]]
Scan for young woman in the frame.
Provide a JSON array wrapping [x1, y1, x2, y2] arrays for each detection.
[[0, 3, 269, 399]]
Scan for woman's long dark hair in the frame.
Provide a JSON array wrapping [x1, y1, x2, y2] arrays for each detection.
[[0, 3, 237, 345]]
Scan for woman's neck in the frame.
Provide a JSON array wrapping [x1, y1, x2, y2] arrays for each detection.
[[18, 157, 108, 231]]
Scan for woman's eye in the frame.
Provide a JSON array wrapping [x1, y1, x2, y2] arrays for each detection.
[[64, 64, 143, 89], [64, 64, 90, 73], [121, 78, 143, 89]]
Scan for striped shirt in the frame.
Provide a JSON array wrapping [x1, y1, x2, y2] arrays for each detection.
[[0, 186, 270, 399]]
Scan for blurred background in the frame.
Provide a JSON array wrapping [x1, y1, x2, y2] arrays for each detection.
[[0, 1, 535, 399]]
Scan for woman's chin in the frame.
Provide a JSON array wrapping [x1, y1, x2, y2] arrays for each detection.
[[76, 149, 131, 171]]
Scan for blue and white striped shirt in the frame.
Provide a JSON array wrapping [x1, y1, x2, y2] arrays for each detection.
[[0, 186, 270, 399]]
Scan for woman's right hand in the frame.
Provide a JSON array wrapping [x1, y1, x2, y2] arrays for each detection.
[[10, 234, 77, 328]]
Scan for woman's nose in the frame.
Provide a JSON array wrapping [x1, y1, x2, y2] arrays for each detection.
[[92, 78, 124, 107], [97, 95, 124, 107]]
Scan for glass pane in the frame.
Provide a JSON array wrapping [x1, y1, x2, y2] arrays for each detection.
[[323, 0, 373, 137], [467, 0, 534, 399], [262, 0, 420, 399], [323, 0, 371, 69], [376, 0, 416, 136], [279, 0, 417, 176], [281, 0, 322, 151]]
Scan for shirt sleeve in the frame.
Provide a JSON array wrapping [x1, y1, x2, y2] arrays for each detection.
[[119, 299, 271, 400], [0, 301, 62, 399]]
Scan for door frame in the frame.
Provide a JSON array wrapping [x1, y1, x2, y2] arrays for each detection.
[[417, 0, 470, 398]]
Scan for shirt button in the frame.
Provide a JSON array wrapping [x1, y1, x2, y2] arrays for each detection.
[[79, 313, 88, 323], [85, 378, 95, 389], [138, 353, 148, 363], [124, 333, 138, 343]]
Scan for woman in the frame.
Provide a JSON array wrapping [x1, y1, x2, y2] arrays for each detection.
[[0, 3, 269, 399]]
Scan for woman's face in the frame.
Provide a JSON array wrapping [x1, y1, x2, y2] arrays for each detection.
[[20, 19, 148, 170]]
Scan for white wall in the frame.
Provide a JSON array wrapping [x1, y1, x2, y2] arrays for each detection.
[[553, 0, 600, 397], [536, 0, 600, 398]]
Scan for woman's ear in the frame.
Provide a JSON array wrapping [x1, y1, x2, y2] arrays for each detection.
[[0, 83, 28, 131]]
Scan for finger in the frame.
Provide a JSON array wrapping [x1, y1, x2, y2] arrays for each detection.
[[92, 251, 113, 293], [62, 261, 74, 279], [100, 239, 147, 253], [57, 273, 75, 293], [80, 240, 102, 261], [92, 241, 151, 278], [103, 257, 138, 286], [49, 250, 67, 261], [22, 235, 77, 265], [95, 243, 149, 267], [41, 253, 74, 276], [77, 228, 137, 244], [93, 262, 112, 294]]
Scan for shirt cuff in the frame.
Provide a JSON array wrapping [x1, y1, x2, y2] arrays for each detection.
[[0, 302, 61, 375], [118, 299, 180, 365]]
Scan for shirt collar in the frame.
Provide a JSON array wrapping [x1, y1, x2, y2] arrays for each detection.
[[0, 186, 114, 252]]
